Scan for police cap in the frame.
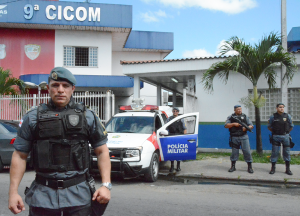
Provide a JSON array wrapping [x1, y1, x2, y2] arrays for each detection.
[[234, 105, 241, 109], [276, 103, 285, 108], [48, 67, 77, 86], [172, 107, 179, 112]]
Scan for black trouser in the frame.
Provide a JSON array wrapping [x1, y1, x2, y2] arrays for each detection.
[[29, 204, 91, 216]]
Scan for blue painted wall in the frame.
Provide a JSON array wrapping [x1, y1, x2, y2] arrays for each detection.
[[198, 124, 300, 151], [125, 31, 174, 50], [0, 0, 132, 28], [287, 27, 300, 51], [20, 74, 144, 88]]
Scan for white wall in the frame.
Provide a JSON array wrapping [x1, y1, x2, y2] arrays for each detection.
[[55, 30, 112, 75], [196, 66, 300, 123]]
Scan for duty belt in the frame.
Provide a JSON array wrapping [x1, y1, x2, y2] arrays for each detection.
[[35, 174, 86, 189]]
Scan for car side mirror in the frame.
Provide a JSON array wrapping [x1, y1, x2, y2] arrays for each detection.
[[159, 129, 169, 136]]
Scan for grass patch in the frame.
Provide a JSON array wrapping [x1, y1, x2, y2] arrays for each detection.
[[195, 151, 300, 165]]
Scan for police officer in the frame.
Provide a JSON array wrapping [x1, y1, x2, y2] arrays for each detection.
[[268, 103, 294, 175], [167, 107, 187, 172], [8, 67, 111, 216], [225, 105, 254, 173]]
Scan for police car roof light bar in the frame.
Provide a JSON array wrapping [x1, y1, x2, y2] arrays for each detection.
[[142, 105, 159, 111], [119, 105, 132, 111]]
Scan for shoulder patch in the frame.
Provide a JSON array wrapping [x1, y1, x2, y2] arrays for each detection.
[[26, 106, 38, 114]]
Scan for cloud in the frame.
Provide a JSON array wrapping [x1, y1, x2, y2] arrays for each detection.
[[143, 0, 257, 14], [140, 12, 159, 22], [182, 49, 214, 58], [216, 40, 239, 56], [182, 39, 239, 58], [140, 10, 168, 22]]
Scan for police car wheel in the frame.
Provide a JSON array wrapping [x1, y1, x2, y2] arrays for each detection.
[[0, 158, 3, 172], [144, 152, 159, 182]]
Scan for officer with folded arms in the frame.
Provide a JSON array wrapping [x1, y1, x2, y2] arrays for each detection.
[[225, 105, 254, 173], [268, 103, 294, 175], [166, 107, 187, 172], [8, 67, 111, 216]]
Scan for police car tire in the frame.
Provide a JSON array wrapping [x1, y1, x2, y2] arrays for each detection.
[[144, 152, 159, 182], [0, 158, 3, 172]]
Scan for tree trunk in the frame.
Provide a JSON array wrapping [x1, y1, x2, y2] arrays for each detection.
[[253, 85, 263, 154], [255, 106, 263, 154]]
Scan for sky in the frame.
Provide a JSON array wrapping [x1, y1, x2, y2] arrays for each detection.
[[63, 0, 300, 60]]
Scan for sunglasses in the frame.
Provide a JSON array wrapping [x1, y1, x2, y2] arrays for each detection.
[[172, 110, 179, 112]]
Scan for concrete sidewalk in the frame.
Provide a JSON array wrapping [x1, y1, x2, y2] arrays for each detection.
[[159, 157, 300, 187]]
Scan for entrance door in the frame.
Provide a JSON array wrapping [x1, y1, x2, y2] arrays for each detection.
[[157, 112, 199, 161]]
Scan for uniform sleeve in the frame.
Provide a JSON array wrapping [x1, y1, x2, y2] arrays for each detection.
[[166, 117, 170, 123], [13, 108, 37, 153], [268, 115, 274, 129], [246, 116, 253, 126], [288, 114, 294, 128], [181, 119, 187, 130], [86, 110, 108, 148], [224, 115, 231, 127]]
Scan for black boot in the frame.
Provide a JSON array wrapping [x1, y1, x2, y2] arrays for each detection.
[[285, 161, 293, 175], [176, 161, 181, 172], [247, 162, 253, 174], [169, 161, 175, 173], [228, 161, 236, 172], [269, 162, 276, 174]]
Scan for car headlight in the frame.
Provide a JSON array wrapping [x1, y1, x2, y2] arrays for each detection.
[[125, 147, 143, 158]]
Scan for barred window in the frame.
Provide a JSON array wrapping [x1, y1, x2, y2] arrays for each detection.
[[248, 89, 281, 121], [288, 88, 300, 121], [63, 46, 98, 67]]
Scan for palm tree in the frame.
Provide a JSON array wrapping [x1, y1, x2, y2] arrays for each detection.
[[0, 67, 26, 95], [201, 32, 297, 154]]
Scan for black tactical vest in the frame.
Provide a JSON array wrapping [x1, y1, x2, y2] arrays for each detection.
[[167, 116, 184, 135], [33, 101, 90, 173], [272, 112, 290, 135], [229, 113, 247, 137]]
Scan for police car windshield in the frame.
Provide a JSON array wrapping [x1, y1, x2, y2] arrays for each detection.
[[106, 116, 154, 134]]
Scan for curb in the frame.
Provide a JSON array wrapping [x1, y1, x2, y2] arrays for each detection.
[[158, 173, 300, 187]]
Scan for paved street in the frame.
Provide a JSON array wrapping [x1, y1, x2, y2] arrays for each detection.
[[1, 169, 300, 216]]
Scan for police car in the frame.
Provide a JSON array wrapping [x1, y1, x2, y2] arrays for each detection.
[[91, 99, 199, 182]]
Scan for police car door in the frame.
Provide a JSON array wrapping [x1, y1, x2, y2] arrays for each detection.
[[156, 112, 199, 161]]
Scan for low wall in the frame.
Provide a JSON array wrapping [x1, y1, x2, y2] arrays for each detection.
[[198, 123, 300, 152]]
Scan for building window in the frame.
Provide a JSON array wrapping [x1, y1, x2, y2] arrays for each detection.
[[64, 46, 98, 67], [248, 89, 281, 121], [288, 88, 300, 121]]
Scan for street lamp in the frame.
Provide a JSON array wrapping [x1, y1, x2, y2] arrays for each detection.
[[24, 81, 47, 105]]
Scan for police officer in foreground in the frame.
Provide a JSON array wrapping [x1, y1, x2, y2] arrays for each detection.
[[166, 107, 187, 172], [268, 103, 294, 175], [8, 67, 111, 215], [225, 105, 254, 173]]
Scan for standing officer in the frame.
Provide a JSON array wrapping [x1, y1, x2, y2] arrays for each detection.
[[225, 105, 254, 173], [166, 107, 187, 172], [268, 103, 294, 175], [8, 67, 111, 216]]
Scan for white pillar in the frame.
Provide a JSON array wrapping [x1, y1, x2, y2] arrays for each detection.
[[281, 0, 288, 112], [172, 91, 176, 107], [105, 90, 111, 122], [134, 75, 140, 99], [183, 88, 187, 114], [157, 84, 161, 106]]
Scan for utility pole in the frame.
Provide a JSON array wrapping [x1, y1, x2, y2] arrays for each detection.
[[281, 0, 288, 110], [280, 0, 287, 158]]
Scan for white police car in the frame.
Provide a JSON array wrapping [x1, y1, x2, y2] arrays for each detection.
[[91, 99, 199, 182]]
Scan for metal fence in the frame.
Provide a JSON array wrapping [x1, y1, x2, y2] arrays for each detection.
[[0, 91, 115, 122]]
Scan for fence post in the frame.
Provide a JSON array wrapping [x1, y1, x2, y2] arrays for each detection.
[[112, 94, 115, 116], [33, 94, 37, 107]]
